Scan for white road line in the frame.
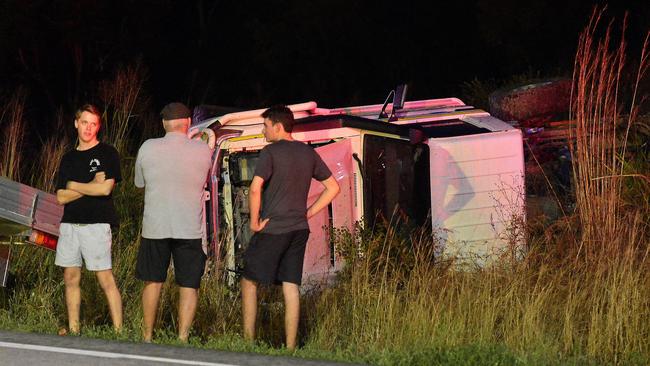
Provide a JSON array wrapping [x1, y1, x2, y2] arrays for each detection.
[[0, 341, 238, 366]]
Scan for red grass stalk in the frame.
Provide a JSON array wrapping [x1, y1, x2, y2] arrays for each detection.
[[570, 7, 649, 261]]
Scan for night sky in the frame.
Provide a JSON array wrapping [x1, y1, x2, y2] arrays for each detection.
[[1, 0, 648, 130]]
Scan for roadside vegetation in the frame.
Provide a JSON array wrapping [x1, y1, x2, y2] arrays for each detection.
[[1, 11, 649, 366]]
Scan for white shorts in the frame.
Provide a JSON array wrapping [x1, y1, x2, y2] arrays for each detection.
[[55, 223, 112, 271]]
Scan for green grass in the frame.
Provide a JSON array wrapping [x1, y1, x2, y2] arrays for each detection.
[[2, 216, 649, 365]]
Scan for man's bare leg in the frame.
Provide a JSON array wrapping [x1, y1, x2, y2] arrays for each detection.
[[282, 282, 300, 350], [178, 287, 198, 342], [241, 277, 258, 342], [142, 281, 163, 342], [95, 269, 123, 332], [63, 267, 82, 334]]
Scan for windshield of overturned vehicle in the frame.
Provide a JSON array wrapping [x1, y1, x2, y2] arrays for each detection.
[[363, 134, 431, 228]]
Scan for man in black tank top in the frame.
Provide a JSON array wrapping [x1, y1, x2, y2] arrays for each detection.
[[241, 105, 340, 350]]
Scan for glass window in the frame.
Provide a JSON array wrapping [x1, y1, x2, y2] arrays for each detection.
[[363, 135, 431, 227]]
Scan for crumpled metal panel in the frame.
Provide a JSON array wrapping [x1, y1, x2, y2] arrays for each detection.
[[303, 140, 354, 282]]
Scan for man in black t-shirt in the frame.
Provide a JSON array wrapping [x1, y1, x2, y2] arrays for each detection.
[[241, 105, 340, 350], [55, 104, 123, 334]]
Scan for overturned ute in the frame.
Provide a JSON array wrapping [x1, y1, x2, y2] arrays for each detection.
[[189, 94, 525, 284]]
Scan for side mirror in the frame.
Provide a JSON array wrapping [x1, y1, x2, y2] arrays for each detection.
[[393, 84, 408, 111], [378, 84, 409, 121], [388, 84, 408, 122]]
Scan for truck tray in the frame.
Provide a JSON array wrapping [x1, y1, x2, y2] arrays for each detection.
[[0, 176, 62, 286]]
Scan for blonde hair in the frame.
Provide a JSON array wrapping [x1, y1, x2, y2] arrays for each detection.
[[75, 104, 102, 125]]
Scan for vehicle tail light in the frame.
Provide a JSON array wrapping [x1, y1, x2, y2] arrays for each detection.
[[29, 230, 58, 251]]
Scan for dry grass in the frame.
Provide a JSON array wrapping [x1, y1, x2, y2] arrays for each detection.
[[304, 220, 650, 363], [99, 61, 149, 155], [30, 110, 70, 192], [570, 8, 650, 261], [0, 90, 27, 181]]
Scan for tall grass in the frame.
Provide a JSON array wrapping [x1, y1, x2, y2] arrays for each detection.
[[0, 90, 27, 181], [304, 218, 650, 364], [99, 61, 149, 155], [30, 109, 70, 192], [570, 9, 650, 261]]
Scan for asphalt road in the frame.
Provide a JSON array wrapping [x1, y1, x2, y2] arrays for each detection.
[[0, 330, 357, 366]]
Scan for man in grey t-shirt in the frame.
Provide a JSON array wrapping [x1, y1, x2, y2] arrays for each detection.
[[134, 102, 212, 343], [242, 105, 340, 350]]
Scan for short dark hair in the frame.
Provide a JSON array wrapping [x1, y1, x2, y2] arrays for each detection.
[[75, 104, 102, 125], [261, 105, 294, 132]]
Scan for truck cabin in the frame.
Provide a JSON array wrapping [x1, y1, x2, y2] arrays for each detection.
[[193, 98, 525, 279]]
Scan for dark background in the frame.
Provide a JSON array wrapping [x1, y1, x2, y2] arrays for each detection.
[[1, 0, 648, 129]]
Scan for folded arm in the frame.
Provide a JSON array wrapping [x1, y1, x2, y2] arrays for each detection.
[[56, 189, 83, 205], [67, 178, 115, 196]]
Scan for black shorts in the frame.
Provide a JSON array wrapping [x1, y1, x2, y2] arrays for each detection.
[[243, 229, 309, 285], [136, 237, 207, 289]]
